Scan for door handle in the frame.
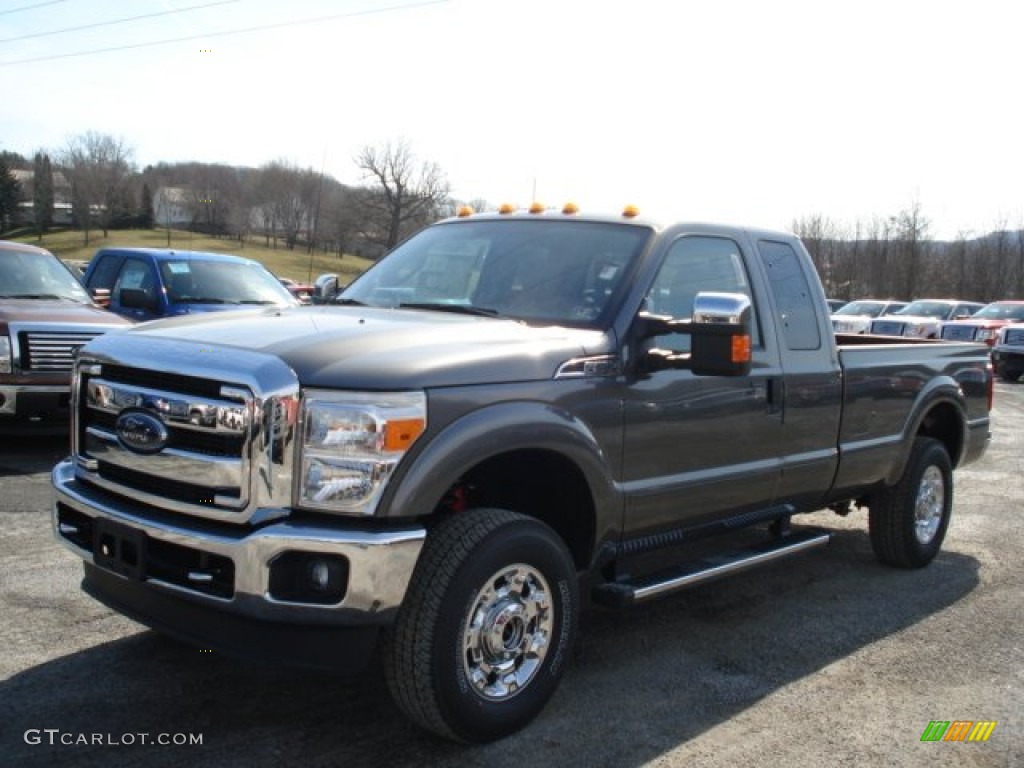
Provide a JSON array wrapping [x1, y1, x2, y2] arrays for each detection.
[[752, 378, 782, 416]]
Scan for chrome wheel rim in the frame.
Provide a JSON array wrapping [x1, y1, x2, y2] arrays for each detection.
[[462, 563, 553, 701], [914, 465, 945, 545]]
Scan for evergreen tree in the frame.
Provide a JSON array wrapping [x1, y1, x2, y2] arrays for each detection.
[[0, 153, 21, 233], [33, 153, 54, 238]]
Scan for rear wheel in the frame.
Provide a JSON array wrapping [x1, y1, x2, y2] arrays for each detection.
[[383, 508, 578, 743], [869, 437, 952, 568]]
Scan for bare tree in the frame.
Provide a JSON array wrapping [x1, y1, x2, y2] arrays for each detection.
[[179, 163, 242, 237], [793, 214, 843, 296], [354, 139, 450, 250], [62, 131, 135, 244], [891, 201, 930, 299]]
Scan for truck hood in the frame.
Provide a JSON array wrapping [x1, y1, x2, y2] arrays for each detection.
[[79, 306, 614, 389], [0, 298, 133, 327]]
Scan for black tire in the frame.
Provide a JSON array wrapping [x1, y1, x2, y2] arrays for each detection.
[[869, 437, 953, 568], [382, 508, 578, 743], [997, 367, 1021, 383]]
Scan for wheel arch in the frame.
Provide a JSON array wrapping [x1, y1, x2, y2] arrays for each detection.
[[379, 401, 618, 571], [885, 388, 967, 486]]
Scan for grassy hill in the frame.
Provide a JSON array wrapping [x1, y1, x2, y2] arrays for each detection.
[[8, 228, 372, 285]]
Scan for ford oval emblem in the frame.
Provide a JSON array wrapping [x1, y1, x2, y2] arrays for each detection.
[[115, 409, 169, 454]]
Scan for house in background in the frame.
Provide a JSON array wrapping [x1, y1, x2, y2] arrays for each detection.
[[152, 186, 193, 228], [12, 168, 74, 225]]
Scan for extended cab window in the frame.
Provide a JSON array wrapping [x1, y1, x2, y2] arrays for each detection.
[[645, 235, 760, 351], [757, 239, 820, 351]]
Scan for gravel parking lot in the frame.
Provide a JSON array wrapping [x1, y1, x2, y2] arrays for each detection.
[[0, 384, 1021, 767]]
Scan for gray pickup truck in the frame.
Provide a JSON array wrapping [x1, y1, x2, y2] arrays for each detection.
[[52, 209, 992, 742]]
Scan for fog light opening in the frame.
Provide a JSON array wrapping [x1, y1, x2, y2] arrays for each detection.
[[268, 551, 349, 605]]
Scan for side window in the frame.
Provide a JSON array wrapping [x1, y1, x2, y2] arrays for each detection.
[[86, 254, 123, 291], [757, 239, 821, 351], [114, 259, 156, 301], [645, 235, 760, 351]]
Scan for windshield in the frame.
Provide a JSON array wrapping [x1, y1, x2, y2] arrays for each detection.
[[161, 259, 297, 305], [0, 247, 91, 302], [340, 219, 652, 327], [972, 303, 1024, 321], [894, 301, 957, 319], [835, 300, 886, 316]]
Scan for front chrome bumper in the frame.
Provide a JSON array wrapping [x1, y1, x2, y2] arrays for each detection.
[[52, 459, 426, 626]]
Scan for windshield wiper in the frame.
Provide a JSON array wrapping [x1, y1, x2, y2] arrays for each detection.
[[0, 293, 75, 300], [333, 297, 366, 306], [237, 299, 278, 305], [178, 297, 236, 304], [398, 302, 501, 317]]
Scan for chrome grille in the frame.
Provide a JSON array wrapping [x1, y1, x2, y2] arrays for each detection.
[[871, 320, 906, 336], [941, 325, 976, 341], [81, 374, 252, 512], [18, 329, 104, 372], [72, 358, 300, 524]]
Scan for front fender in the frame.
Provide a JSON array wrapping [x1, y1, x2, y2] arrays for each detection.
[[379, 400, 621, 545]]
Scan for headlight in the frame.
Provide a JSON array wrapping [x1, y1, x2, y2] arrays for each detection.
[[0, 335, 10, 374], [975, 329, 995, 342], [298, 390, 426, 515]]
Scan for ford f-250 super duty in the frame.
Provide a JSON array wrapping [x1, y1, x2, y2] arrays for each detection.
[[52, 207, 992, 743]]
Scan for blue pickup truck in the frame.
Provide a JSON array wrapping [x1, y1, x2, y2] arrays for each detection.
[[81, 247, 297, 322], [54, 210, 992, 743]]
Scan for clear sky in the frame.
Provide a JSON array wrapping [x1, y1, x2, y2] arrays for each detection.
[[1, 0, 1021, 239]]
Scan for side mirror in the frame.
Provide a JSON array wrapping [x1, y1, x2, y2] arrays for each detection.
[[92, 288, 111, 308], [640, 292, 752, 377], [313, 273, 339, 303], [119, 288, 156, 311], [689, 292, 752, 376]]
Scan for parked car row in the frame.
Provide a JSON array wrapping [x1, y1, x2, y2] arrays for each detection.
[[830, 299, 909, 334], [939, 300, 1024, 346], [829, 295, 1024, 381], [831, 298, 989, 339], [1, 242, 301, 433]]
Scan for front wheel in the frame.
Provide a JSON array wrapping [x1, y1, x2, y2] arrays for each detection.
[[383, 509, 578, 743], [869, 437, 953, 568]]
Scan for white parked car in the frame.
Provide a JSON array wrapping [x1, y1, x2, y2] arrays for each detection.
[[831, 299, 908, 334], [870, 299, 984, 339]]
